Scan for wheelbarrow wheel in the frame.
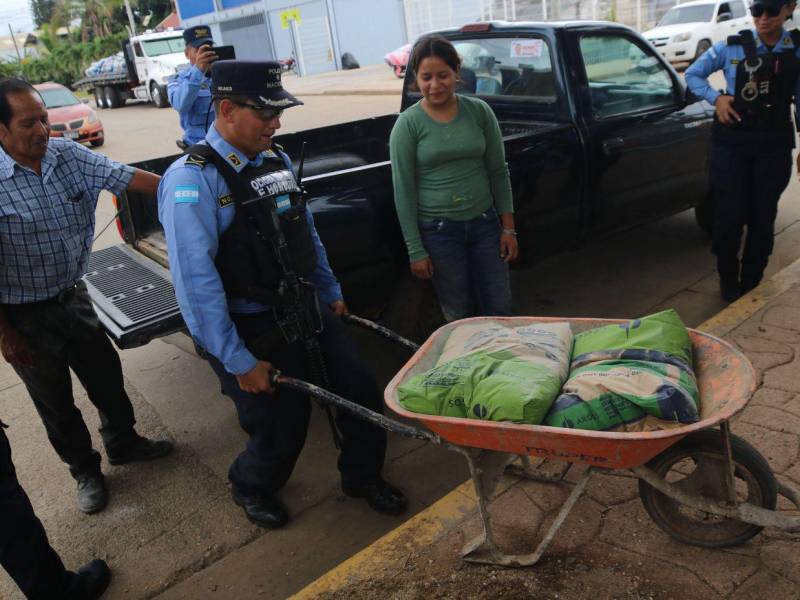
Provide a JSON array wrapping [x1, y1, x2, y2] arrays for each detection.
[[639, 429, 777, 548]]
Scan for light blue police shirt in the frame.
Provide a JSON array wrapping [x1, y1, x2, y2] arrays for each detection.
[[685, 27, 800, 118], [167, 65, 215, 145], [157, 124, 343, 376]]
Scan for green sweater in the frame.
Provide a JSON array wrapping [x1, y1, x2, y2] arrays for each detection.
[[389, 95, 514, 262]]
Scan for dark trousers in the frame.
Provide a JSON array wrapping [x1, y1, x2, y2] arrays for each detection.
[[0, 424, 76, 599], [709, 141, 792, 289], [4, 282, 137, 478], [204, 305, 387, 496]]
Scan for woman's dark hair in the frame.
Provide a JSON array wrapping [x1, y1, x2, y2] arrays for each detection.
[[0, 77, 37, 127], [411, 35, 461, 75]]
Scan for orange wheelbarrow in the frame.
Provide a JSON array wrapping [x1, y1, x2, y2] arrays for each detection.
[[276, 316, 800, 568]]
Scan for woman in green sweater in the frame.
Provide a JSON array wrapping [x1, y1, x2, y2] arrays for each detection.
[[389, 35, 517, 322]]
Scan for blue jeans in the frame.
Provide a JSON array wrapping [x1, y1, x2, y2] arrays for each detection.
[[419, 208, 512, 321]]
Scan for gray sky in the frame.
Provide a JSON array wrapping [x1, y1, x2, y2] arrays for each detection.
[[1, 0, 36, 34]]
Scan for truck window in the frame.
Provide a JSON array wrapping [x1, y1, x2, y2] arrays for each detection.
[[133, 42, 143, 58], [141, 37, 185, 57], [579, 35, 675, 119], [449, 37, 557, 108], [731, 0, 746, 18], [717, 2, 733, 18]]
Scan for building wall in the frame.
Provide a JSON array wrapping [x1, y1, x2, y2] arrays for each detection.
[[176, 0, 410, 73], [331, 0, 406, 66]]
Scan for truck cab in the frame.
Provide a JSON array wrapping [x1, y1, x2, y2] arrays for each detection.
[[127, 30, 188, 108]]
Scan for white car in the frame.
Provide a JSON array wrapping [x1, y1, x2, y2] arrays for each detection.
[[644, 0, 752, 63]]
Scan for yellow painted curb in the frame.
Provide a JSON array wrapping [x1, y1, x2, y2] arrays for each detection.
[[292, 256, 800, 598], [290, 481, 477, 599], [699, 257, 800, 336]]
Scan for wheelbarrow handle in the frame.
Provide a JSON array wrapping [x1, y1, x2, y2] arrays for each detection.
[[341, 313, 420, 353], [273, 373, 438, 443]]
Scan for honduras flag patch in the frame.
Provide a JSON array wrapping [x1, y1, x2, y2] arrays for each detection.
[[174, 184, 200, 204]]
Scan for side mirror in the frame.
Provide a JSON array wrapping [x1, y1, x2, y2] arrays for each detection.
[[717, 12, 733, 22]]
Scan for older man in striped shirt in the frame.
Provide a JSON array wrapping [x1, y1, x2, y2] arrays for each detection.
[[0, 77, 173, 522]]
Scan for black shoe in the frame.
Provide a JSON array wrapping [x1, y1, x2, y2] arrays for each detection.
[[107, 435, 174, 466], [741, 279, 760, 295], [342, 477, 408, 516], [720, 278, 742, 303], [70, 559, 111, 600], [76, 473, 108, 514], [231, 489, 289, 529]]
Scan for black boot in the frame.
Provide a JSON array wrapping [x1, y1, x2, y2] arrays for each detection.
[[231, 489, 289, 529], [107, 435, 174, 466], [67, 559, 111, 600], [75, 472, 107, 514], [719, 277, 742, 303], [342, 477, 408, 516]]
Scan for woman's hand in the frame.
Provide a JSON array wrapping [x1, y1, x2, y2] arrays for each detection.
[[329, 300, 349, 316], [410, 257, 434, 279], [500, 232, 519, 263]]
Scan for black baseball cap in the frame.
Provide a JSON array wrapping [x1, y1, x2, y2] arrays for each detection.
[[750, 0, 790, 7], [211, 61, 303, 109], [183, 25, 214, 49]]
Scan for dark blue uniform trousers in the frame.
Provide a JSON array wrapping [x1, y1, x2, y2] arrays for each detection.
[[710, 141, 793, 289], [204, 305, 387, 497], [0, 425, 75, 599]]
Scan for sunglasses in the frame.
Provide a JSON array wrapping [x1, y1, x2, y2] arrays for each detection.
[[749, 4, 783, 17], [230, 100, 283, 120]]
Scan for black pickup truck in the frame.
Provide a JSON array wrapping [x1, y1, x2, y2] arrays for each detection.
[[86, 20, 714, 349]]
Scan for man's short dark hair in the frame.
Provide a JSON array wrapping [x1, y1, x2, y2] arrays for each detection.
[[0, 78, 38, 127], [212, 94, 252, 113]]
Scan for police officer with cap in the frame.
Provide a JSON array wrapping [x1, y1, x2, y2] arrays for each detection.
[[168, 25, 218, 147], [686, 0, 800, 302], [157, 61, 407, 529]]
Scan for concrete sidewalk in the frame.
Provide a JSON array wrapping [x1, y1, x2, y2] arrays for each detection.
[[284, 65, 403, 96], [294, 262, 800, 600]]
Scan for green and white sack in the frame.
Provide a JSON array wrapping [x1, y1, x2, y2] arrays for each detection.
[[398, 322, 573, 424]]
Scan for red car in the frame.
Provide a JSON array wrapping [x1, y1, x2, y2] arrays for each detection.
[[34, 82, 105, 147]]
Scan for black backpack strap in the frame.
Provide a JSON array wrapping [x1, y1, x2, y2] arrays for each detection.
[[738, 29, 760, 66], [790, 29, 800, 48], [184, 143, 213, 168]]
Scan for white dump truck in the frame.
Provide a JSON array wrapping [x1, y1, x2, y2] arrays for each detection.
[[73, 29, 188, 109]]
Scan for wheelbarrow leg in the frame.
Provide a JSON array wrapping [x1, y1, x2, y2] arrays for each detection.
[[457, 446, 595, 567], [506, 455, 573, 484]]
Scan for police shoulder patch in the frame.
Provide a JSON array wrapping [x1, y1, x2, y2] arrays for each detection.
[[185, 154, 207, 168], [227, 152, 243, 167], [175, 184, 200, 204], [218, 193, 234, 208]]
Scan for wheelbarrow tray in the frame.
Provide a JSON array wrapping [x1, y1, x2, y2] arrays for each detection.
[[385, 316, 756, 470]]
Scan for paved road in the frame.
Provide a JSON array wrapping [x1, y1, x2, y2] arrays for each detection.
[[3, 68, 800, 599]]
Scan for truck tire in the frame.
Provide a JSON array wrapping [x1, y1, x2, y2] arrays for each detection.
[[694, 39, 711, 62], [104, 86, 122, 109], [150, 83, 169, 108], [94, 87, 106, 109]]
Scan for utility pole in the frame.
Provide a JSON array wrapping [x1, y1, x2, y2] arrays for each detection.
[[124, 0, 137, 35], [8, 24, 22, 62]]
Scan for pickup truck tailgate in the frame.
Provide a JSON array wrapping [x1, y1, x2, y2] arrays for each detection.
[[84, 244, 185, 349]]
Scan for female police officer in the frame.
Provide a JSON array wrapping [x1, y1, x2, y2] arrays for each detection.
[[686, 0, 800, 302]]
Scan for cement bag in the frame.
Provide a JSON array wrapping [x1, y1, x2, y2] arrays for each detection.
[[398, 322, 573, 424], [437, 321, 573, 375], [544, 310, 700, 432]]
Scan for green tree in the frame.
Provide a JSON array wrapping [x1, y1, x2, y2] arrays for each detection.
[[30, 0, 57, 28]]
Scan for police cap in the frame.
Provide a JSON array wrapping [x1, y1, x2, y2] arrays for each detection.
[[211, 60, 303, 109], [183, 25, 214, 49], [750, 0, 790, 8]]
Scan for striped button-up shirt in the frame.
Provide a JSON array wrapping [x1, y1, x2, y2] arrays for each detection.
[[0, 138, 134, 304]]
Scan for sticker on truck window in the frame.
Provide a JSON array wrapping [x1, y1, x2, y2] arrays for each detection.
[[510, 39, 543, 59]]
